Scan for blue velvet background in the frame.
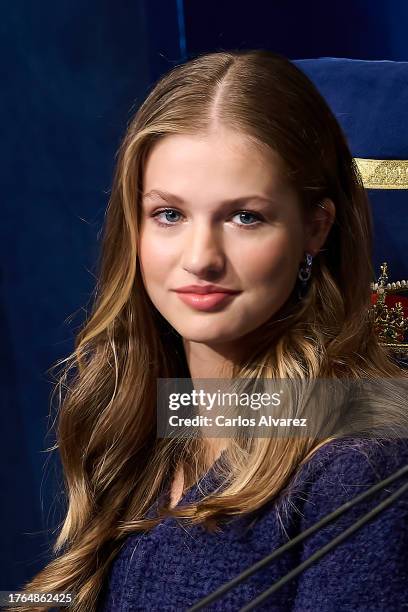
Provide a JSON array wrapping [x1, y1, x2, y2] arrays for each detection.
[[294, 58, 408, 281], [2, 0, 407, 591]]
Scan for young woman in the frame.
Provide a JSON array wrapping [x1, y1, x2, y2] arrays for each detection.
[[10, 50, 408, 612]]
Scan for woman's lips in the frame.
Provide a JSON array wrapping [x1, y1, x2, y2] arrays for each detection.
[[175, 291, 239, 311]]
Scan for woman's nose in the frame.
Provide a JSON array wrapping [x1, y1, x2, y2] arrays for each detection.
[[181, 222, 225, 276]]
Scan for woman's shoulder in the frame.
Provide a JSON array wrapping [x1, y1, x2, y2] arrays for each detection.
[[299, 435, 408, 484], [284, 436, 408, 610], [270, 436, 407, 527]]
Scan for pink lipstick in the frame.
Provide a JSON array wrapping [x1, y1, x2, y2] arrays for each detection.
[[172, 284, 241, 312], [176, 291, 238, 311]]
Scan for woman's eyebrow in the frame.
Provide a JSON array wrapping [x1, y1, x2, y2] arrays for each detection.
[[142, 189, 276, 206]]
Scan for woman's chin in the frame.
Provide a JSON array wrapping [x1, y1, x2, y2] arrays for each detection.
[[174, 325, 238, 345]]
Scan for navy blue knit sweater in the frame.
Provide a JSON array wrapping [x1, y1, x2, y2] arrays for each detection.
[[99, 437, 408, 611]]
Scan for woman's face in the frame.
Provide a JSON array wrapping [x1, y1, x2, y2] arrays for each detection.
[[138, 129, 319, 347]]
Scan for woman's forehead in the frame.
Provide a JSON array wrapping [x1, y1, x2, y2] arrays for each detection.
[[142, 132, 291, 201]]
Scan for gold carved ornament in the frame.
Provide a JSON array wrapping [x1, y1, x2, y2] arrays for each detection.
[[353, 158, 408, 356]]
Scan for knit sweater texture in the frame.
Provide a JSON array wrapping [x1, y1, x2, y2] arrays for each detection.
[[99, 436, 408, 611]]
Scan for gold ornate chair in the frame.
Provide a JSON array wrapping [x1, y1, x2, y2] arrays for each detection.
[[293, 58, 408, 363]]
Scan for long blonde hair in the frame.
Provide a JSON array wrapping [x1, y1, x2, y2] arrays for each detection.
[[10, 49, 408, 612]]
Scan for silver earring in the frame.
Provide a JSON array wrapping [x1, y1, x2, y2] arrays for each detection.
[[298, 252, 313, 299]]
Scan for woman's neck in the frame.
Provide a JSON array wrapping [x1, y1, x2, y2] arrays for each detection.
[[182, 339, 237, 463], [182, 338, 239, 379]]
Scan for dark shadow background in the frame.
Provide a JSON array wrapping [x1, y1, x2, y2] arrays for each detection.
[[1, 0, 407, 590]]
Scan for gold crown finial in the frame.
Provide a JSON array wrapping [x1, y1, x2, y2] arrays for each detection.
[[371, 263, 408, 354]]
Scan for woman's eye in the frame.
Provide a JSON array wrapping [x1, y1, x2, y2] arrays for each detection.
[[231, 211, 263, 227], [151, 208, 183, 226]]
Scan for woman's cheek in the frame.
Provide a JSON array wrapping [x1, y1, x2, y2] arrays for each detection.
[[245, 239, 294, 285], [139, 236, 171, 282]]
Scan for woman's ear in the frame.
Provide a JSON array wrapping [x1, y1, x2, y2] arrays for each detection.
[[304, 198, 336, 256]]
